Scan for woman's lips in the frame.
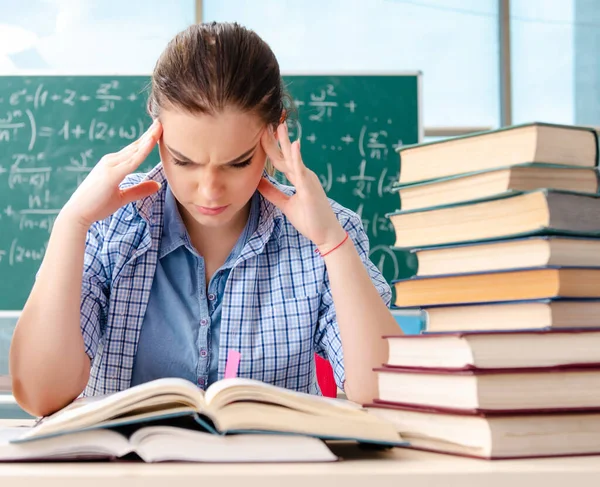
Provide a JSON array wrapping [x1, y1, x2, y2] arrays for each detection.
[[194, 205, 229, 216]]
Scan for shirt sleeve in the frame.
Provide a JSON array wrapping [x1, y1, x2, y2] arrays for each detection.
[[313, 213, 392, 391], [80, 221, 110, 361]]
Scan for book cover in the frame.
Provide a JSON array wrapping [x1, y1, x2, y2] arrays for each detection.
[[374, 364, 600, 375], [391, 265, 600, 285], [395, 122, 599, 165], [385, 188, 600, 218], [382, 329, 600, 339], [406, 235, 600, 254], [367, 400, 600, 417], [391, 163, 600, 190]]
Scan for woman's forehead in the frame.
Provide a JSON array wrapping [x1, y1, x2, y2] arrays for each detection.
[[159, 108, 264, 163]]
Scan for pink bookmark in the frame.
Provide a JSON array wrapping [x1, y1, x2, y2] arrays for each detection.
[[224, 350, 241, 379]]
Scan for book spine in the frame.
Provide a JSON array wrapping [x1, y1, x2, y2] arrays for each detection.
[[593, 128, 599, 168]]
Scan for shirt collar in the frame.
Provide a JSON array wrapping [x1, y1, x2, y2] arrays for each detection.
[[222, 190, 261, 268]]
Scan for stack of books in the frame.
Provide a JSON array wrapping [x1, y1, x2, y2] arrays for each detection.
[[366, 122, 600, 459], [387, 122, 600, 329]]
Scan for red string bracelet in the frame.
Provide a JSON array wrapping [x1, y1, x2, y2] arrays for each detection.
[[315, 231, 349, 257]]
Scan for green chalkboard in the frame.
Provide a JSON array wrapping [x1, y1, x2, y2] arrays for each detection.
[[0, 75, 421, 309]]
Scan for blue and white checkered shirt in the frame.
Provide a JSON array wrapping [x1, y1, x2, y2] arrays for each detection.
[[80, 163, 392, 397]]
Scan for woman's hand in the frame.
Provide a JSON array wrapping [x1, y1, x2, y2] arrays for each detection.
[[258, 123, 346, 253], [61, 120, 163, 229]]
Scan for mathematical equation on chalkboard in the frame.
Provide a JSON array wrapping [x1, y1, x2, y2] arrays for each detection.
[[0, 78, 417, 292], [286, 82, 407, 279]]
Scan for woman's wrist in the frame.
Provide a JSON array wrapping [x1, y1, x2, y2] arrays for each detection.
[[315, 225, 348, 256], [58, 205, 93, 234]]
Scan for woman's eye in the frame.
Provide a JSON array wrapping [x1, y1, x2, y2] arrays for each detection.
[[171, 156, 252, 168], [172, 158, 190, 167], [231, 158, 252, 169]]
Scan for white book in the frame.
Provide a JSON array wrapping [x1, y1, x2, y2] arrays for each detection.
[[0, 425, 338, 463]]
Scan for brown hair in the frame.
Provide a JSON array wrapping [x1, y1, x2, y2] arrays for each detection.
[[147, 22, 293, 175]]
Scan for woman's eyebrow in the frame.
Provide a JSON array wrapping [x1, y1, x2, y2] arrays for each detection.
[[164, 143, 258, 165]]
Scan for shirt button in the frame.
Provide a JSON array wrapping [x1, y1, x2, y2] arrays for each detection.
[[200, 318, 208, 326], [207, 293, 216, 301], [200, 349, 208, 358], [198, 377, 205, 386]]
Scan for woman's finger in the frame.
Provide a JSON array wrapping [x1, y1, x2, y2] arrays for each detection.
[[290, 140, 305, 171], [119, 180, 162, 205], [116, 120, 160, 153], [261, 128, 290, 174], [277, 123, 293, 163], [113, 144, 139, 161], [257, 177, 290, 210], [120, 122, 163, 173], [109, 120, 160, 166]]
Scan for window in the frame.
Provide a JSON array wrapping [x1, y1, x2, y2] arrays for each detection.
[[510, 0, 575, 125], [0, 0, 195, 74], [203, 0, 500, 130]]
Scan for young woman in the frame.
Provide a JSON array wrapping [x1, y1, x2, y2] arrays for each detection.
[[10, 22, 401, 417]]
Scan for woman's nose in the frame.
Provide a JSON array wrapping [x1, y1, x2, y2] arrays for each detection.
[[200, 168, 224, 201]]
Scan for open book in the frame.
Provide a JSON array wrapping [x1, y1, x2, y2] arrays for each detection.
[[0, 425, 338, 463], [11, 377, 404, 448]]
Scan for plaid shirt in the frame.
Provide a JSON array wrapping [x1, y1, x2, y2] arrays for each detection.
[[80, 164, 391, 397]]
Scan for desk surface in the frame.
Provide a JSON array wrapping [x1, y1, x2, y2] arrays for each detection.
[[2, 420, 600, 487]]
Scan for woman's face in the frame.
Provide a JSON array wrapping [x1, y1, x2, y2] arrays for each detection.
[[158, 107, 268, 230]]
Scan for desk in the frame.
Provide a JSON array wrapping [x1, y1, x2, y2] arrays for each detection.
[[2, 421, 600, 487]]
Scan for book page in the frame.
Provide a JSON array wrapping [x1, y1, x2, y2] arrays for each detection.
[[19, 378, 206, 441], [1, 427, 131, 461], [205, 378, 363, 416]]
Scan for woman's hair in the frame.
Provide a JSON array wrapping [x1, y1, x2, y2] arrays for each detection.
[[147, 22, 293, 175]]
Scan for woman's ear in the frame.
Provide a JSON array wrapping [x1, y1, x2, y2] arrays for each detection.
[[274, 110, 287, 141]]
